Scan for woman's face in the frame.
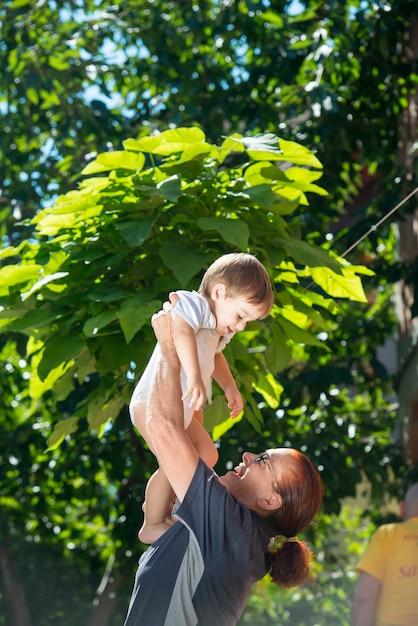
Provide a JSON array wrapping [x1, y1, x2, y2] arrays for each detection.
[[219, 449, 297, 510]]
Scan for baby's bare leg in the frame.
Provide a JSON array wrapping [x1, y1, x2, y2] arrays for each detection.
[[138, 468, 176, 544], [132, 402, 156, 454]]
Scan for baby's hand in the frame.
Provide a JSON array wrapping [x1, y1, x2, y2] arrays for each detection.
[[182, 376, 207, 411], [224, 385, 244, 419]]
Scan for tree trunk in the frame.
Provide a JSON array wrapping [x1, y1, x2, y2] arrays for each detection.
[[0, 544, 33, 626], [87, 553, 126, 626], [396, 11, 418, 465]]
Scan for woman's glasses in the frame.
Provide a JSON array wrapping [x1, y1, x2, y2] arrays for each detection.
[[254, 452, 279, 487]]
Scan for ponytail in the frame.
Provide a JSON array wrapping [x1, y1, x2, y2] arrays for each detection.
[[265, 537, 312, 588]]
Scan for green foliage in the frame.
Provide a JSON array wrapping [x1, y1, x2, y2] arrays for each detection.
[[238, 505, 376, 625], [0, 341, 149, 624], [1, 0, 416, 624], [0, 127, 370, 447]]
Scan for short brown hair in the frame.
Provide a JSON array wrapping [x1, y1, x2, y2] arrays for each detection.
[[198, 253, 274, 318]]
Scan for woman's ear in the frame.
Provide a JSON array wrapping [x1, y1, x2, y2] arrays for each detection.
[[211, 282, 227, 300], [256, 492, 282, 512]]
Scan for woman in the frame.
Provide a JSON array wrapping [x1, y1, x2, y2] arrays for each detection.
[[124, 307, 323, 626]]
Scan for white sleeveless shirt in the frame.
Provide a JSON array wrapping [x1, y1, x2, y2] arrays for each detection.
[[129, 290, 234, 427]]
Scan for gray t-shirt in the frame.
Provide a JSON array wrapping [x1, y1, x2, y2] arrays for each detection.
[[124, 459, 272, 626]]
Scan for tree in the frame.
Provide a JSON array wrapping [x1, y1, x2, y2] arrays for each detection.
[[0, 127, 370, 441], [0, 125, 384, 626], [1, 0, 417, 623]]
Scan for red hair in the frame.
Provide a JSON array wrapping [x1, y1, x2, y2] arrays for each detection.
[[265, 449, 323, 588]]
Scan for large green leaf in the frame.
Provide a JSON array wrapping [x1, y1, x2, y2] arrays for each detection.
[[212, 414, 243, 441], [38, 334, 85, 381], [7, 308, 63, 333], [83, 311, 117, 337], [82, 151, 145, 175], [265, 321, 293, 372], [275, 238, 343, 273], [168, 142, 215, 164], [0, 243, 26, 261], [236, 133, 283, 157], [156, 175, 182, 201], [235, 134, 323, 168], [116, 217, 157, 248], [311, 267, 368, 302], [273, 237, 342, 274], [21, 272, 69, 301], [197, 217, 250, 249], [159, 243, 209, 286], [29, 360, 73, 399], [244, 162, 290, 186], [276, 137, 323, 168], [0, 264, 42, 287], [33, 187, 101, 219], [253, 372, 283, 408], [246, 163, 328, 198], [46, 417, 79, 451], [277, 316, 327, 347], [244, 395, 264, 433], [123, 127, 207, 156], [33, 204, 104, 236], [116, 296, 161, 343], [87, 397, 125, 429], [245, 184, 276, 207]]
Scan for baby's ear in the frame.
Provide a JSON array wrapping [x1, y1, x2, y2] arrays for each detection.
[[211, 282, 227, 300]]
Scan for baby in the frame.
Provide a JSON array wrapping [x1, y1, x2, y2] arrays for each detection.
[[130, 252, 274, 543]]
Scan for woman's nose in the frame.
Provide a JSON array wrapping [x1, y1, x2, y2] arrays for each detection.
[[236, 320, 247, 332]]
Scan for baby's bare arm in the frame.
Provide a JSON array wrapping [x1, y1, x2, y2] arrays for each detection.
[[213, 353, 244, 418], [213, 352, 235, 390], [173, 315, 206, 410]]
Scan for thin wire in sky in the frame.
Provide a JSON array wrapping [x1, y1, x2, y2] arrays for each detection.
[[341, 186, 418, 259]]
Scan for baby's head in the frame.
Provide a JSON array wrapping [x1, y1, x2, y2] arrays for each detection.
[[199, 253, 274, 322]]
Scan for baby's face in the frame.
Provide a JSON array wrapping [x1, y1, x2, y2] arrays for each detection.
[[212, 294, 265, 336]]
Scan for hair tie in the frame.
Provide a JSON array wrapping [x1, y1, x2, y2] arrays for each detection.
[[285, 536, 298, 543]]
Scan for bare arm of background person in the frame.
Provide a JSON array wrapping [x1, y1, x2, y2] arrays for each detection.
[[351, 570, 381, 626]]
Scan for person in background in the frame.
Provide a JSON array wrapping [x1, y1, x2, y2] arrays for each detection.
[[123, 304, 324, 626], [351, 482, 418, 626], [129, 252, 274, 544]]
